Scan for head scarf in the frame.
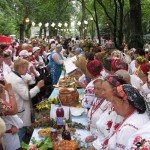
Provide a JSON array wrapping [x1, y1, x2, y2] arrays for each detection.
[[140, 63, 150, 76], [102, 56, 112, 71], [117, 84, 146, 113], [106, 75, 127, 87], [111, 58, 128, 71], [136, 56, 146, 64], [86, 60, 103, 77], [74, 47, 83, 54]]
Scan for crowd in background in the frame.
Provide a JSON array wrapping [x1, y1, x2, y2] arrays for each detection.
[[0, 35, 150, 150]]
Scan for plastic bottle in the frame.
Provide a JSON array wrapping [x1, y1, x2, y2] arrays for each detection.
[[56, 104, 64, 129]]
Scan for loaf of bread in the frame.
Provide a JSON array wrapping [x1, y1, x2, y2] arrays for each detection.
[[53, 140, 78, 150]]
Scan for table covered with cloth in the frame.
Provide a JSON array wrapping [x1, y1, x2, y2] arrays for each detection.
[[29, 86, 92, 148]]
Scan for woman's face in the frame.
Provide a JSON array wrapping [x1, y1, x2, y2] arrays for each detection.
[[33, 50, 40, 57], [19, 65, 28, 75], [4, 57, 11, 65], [101, 81, 114, 101], [111, 96, 125, 116], [94, 81, 103, 98]]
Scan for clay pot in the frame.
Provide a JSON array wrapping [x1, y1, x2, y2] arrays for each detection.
[[58, 88, 79, 107]]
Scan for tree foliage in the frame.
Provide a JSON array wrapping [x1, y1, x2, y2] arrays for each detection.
[[0, 0, 150, 47]]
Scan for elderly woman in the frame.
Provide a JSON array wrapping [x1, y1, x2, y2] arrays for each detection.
[[107, 84, 149, 150], [137, 63, 150, 95], [85, 78, 111, 143], [3, 50, 14, 70], [48, 44, 64, 85], [89, 76, 127, 150], [0, 83, 23, 150], [0, 50, 11, 81], [0, 81, 23, 150], [81, 59, 103, 109], [30, 46, 45, 69], [72, 47, 84, 57], [5, 58, 44, 141], [19, 50, 40, 85]]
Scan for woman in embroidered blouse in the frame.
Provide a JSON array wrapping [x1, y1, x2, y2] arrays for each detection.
[[30, 46, 45, 69], [89, 76, 127, 150], [81, 59, 103, 109], [85, 79, 111, 143], [107, 84, 149, 150]]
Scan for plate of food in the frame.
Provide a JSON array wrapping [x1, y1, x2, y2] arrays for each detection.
[[70, 107, 84, 117], [38, 127, 53, 137]]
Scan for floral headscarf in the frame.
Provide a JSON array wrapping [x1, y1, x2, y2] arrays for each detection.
[[140, 63, 150, 76], [86, 60, 103, 77], [111, 58, 128, 71], [136, 56, 147, 64], [102, 56, 112, 71], [106, 75, 127, 87], [117, 84, 146, 113]]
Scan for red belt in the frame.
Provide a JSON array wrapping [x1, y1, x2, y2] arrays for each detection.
[[5, 129, 12, 133]]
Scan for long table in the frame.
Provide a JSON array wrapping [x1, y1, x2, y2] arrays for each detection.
[[29, 87, 91, 147]]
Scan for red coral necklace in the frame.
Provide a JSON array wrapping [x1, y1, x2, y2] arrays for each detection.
[[89, 98, 105, 123]]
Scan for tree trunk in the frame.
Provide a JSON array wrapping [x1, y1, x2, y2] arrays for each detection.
[[39, 28, 42, 38], [44, 27, 46, 38], [80, 0, 86, 38], [113, 0, 118, 48], [118, 0, 124, 47], [19, 23, 25, 41], [128, 0, 143, 49], [94, 0, 101, 44]]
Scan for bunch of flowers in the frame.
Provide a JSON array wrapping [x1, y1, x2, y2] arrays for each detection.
[[79, 39, 93, 52], [79, 39, 100, 52], [31, 98, 59, 128], [35, 98, 59, 111], [31, 110, 56, 128]]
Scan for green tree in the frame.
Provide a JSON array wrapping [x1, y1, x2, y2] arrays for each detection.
[[128, 0, 143, 49]]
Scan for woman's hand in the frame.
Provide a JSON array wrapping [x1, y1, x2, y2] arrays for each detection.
[[37, 80, 45, 89], [11, 125, 18, 134], [85, 136, 95, 143], [75, 81, 86, 89], [88, 146, 96, 150], [4, 82, 13, 94], [0, 84, 4, 95]]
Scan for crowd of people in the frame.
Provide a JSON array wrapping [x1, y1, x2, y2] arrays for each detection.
[[0, 35, 150, 150]]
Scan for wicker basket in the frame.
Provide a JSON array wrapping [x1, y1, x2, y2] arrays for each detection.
[[58, 88, 79, 107]]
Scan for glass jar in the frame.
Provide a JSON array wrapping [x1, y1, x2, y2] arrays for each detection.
[[50, 129, 58, 142]]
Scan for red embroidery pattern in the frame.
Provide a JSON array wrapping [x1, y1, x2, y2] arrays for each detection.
[[114, 123, 120, 130], [102, 138, 109, 147], [116, 143, 125, 149], [123, 124, 138, 130], [131, 136, 150, 150], [85, 86, 94, 95], [107, 120, 113, 130]]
